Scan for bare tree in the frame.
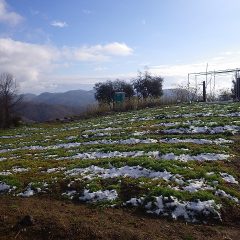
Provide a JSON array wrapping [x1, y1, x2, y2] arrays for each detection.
[[172, 85, 189, 102], [172, 84, 200, 103], [0, 73, 22, 128], [218, 88, 232, 101]]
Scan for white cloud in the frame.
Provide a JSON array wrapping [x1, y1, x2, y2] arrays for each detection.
[[64, 42, 133, 62], [0, 38, 133, 93], [1, 36, 237, 94], [0, 0, 23, 26], [148, 52, 240, 89], [0, 38, 59, 93], [51, 21, 68, 28], [102, 42, 133, 56]]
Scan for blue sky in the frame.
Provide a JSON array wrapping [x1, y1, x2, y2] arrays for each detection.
[[1, 0, 240, 93]]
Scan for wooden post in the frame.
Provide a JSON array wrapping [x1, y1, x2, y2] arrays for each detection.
[[237, 78, 240, 101], [203, 81, 206, 102]]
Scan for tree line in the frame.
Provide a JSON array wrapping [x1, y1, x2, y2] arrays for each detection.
[[94, 71, 164, 106]]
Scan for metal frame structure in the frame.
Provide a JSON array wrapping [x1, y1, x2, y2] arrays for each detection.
[[187, 67, 240, 101]]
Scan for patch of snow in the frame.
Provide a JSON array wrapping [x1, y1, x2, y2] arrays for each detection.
[[161, 153, 230, 162], [0, 134, 27, 139], [0, 171, 12, 176], [125, 197, 144, 206], [65, 165, 174, 181], [79, 189, 118, 202], [163, 125, 240, 135], [220, 112, 240, 117], [133, 131, 150, 136], [57, 151, 230, 162], [60, 151, 146, 160], [215, 189, 239, 203], [58, 150, 229, 162], [12, 167, 30, 173], [0, 182, 10, 192], [159, 138, 233, 145], [45, 167, 66, 173], [62, 190, 77, 199], [1, 138, 159, 153], [127, 195, 221, 222], [206, 172, 215, 176], [183, 179, 214, 192], [220, 173, 238, 184], [66, 136, 78, 140], [82, 138, 158, 145], [18, 188, 34, 197]]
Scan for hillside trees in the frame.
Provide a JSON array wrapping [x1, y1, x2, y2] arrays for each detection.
[[94, 80, 114, 106], [133, 71, 163, 99], [0, 72, 22, 128], [94, 79, 134, 106], [94, 71, 164, 106], [113, 80, 134, 100]]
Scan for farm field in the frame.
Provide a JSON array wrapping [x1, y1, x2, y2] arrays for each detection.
[[1, 102, 240, 239]]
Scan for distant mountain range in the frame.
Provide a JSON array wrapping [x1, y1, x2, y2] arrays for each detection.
[[18, 89, 96, 122], [22, 89, 95, 106], [17, 88, 177, 122]]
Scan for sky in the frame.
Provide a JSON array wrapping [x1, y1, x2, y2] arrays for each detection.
[[1, 0, 240, 94]]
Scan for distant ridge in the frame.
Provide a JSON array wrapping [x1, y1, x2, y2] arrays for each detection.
[[19, 89, 96, 122], [18, 88, 177, 122], [21, 89, 95, 107]]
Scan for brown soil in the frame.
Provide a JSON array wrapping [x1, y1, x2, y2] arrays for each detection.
[[0, 196, 239, 240]]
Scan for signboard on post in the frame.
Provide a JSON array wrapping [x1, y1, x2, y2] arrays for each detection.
[[114, 92, 125, 110]]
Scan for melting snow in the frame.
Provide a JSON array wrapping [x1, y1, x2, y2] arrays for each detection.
[[163, 125, 240, 134], [65, 165, 174, 181], [127, 195, 221, 222], [79, 189, 118, 202], [215, 189, 239, 203], [0, 171, 12, 176], [45, 167, 66, 173], [220, 173, 238, 184], [161, 153, 230, 162], [182, 179, 214, 192], [0, 182, 10, 192], [159, 138, 233, 145], [58, 150, 230, 162], [18, 188, 34, 197], [62, 190, 77, 199], [12, 167, 30, 173], [125, 197, 144, 206], [0, 134, 27, 139]]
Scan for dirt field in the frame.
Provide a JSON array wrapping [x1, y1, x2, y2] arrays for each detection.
[[0, 196, 239, 240], [1, 103, 240, 239]]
